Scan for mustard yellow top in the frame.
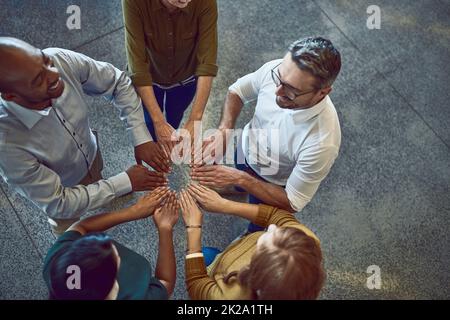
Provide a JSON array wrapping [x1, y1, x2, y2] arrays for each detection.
[[185, 204, 321, 300]]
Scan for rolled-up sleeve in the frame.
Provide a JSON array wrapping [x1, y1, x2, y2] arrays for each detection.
[[185, 256, 229, 300], [228, 60, 277, 104], [195, 0, 218, 77], [57, 48, 152, 146], [0, 144, 132, 219], [122, 0, 153, 86], [286, 145, 339, 212]]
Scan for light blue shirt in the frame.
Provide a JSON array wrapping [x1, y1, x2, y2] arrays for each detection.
[[0, 48, 152, 219]]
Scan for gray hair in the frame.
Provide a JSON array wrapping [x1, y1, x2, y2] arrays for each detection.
[[288, 37, 341, 89]]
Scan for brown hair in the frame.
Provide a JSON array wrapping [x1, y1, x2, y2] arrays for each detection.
[[224, 227, 325, 300]]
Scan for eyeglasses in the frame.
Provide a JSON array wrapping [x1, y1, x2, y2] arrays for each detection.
[[271, 63, 317, 101]]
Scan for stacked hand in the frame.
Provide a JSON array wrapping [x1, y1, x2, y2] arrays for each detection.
[[192, 128, 228, 165], [153, 191, 180, 231], [154, 120, 181, 162], [186, 184, 227, 213], [190, 164, 241, 188], [179, 189, 203, 227], [126, 164, 168, 191], [134, 141, 171, 173], [130, 186, 170, 220]]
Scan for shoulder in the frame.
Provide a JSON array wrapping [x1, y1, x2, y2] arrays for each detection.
[[259, 59, 283, 74]]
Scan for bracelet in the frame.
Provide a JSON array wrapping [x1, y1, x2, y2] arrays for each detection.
[[186, 225, 202, 229], [186, 249, 203, 254]]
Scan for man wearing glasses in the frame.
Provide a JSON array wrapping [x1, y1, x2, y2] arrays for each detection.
[[191, 37, 342, 231]]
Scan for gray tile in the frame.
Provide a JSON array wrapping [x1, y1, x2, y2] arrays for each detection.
[[0, 187, 47, 299], [0, 181, 55, 257], [0, 0, 124, 51], [0, 0, 449, 300], [298, 69, 450, 299], [314, 0, 450, 146]]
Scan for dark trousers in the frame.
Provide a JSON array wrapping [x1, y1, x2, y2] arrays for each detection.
[[233, 148, 283, 233], [143, 78, 198, 141]]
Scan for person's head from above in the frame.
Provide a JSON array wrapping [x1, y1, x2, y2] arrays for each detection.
[[161, 0, 192, 10], [273, 36, 341, 110], [49, 233, 121, 300], [225, 224, 325, 300], [0, 37, 65, 110]]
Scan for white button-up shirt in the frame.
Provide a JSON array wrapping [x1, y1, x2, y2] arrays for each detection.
[[229, 59, 341, 211], [0, 48, 152, 219]]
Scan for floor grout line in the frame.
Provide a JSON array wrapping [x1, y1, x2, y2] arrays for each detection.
[[70, 25, 124, 51], [0, 185, 44, 260], [311, 0, 450, 152]]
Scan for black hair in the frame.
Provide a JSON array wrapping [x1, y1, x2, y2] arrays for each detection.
[[48, 233, 118, 300]]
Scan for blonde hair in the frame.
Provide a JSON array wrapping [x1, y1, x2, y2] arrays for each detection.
[[224, 227, 325, 299]]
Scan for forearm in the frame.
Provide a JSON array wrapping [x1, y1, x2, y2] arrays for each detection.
[[218, 91, 244, 130], [186, 228, 202, 254], [189, 76, 213, 121], [220, 199, 260, 221], [155, 228, 176, 295], [136, 86, 164, 123], [236, 172, 296, 213], [69, 205, 138, 235]]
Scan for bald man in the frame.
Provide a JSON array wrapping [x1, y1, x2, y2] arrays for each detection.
[[0, 37, 170, 236]]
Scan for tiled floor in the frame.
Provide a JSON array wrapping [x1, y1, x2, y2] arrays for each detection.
[[0, 0, 449, 299]]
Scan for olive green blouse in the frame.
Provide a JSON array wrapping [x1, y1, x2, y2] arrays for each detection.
[[122, 0, 219, 86]]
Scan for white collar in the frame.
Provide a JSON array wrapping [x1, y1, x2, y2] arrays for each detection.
[[0, 85, 68, 129], [290, 95, 331, 124], [0, 98, 52, 130]]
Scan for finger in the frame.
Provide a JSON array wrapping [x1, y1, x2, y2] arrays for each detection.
[[187, 185, 202, 199], [194, 165, 217, 173], [185, 190, 196, 206], [161, 142, 172, 159], [155, 188, 170, 201], [148, 170, 166, 177], [149, 186, 165, 197], [147, 160, 164, 173], [187, 189, 202, 205], [195, 183, 211, 193], [156, 154, 171, 172], [194, 177, 217, 184], [144, 173, 168, 183], [144, 182, 167, 190], [198, 181, 218, 187], [135, 155, 143, 165], [180, 191, 189, 211], [191, 171, 217, 179]]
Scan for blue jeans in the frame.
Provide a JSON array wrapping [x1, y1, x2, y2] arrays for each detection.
[[143, 77, 197, 141]]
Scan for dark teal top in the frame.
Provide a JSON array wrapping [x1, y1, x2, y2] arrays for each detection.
[[43, 231, 168, 300]]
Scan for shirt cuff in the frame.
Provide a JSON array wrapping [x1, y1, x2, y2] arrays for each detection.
[[130, 122, 153, 146], [109, 172, 132, 197], [195, 63, 218, 77], [253, 204, 275, 228], [186, 252, 204, 259], [130, 72, 153, 87], [185, 256, 207, 278]]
